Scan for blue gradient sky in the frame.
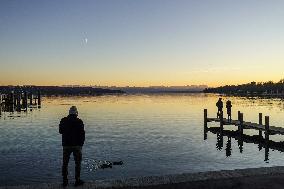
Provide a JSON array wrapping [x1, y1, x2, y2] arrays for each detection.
[[1, 0, 284, 86]]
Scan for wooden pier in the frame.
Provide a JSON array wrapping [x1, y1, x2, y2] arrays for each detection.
[[204, 109, 284, 137], [204, 109, 284, 161], [0, 91, 41, 114]]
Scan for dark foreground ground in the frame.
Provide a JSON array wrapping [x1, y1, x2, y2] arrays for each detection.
[[137, 174, 284, 189], [2, 166, 284, 189]]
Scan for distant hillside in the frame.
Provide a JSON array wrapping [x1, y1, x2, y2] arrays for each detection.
[[106, 85, 207, 94], [204, 79, 284, 96], [0, 86, 125, 96]]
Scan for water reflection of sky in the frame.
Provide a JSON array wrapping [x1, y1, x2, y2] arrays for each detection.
[[1, 94, 284, 186]]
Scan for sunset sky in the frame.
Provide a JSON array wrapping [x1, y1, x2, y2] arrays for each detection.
[[0, 0, 284, 87]]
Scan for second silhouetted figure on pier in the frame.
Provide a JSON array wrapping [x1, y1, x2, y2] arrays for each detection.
[[226, 100, 232, 121]]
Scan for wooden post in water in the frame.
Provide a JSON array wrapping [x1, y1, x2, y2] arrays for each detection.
[[239, 113, 244, 134], [265, 116, 270, 141], [204, 109, 207, 129], [37, 91, 41, 107], [238, 111, 241, 131], [29, 93, 33, 106], [220, 110, 223, 131], [14, 93, 17, 107], [204, 109, 208, 140], [10, 92, 14, 105], [259, 113, 263, 137], [237, 111, 241, 121], [12, 93, 15, 106], [264, 116, 270, 161], [23, 91, 28, 110], [10, 91, 14, 111], [16, 93, 21, 112]]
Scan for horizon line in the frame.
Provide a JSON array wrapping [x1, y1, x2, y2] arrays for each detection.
[[0, 84, 208, 88]]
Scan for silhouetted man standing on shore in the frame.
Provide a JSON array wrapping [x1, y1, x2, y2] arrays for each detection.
[[59, 106, 85, 187]]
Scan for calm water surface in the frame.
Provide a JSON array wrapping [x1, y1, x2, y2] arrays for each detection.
[[1, 93, 284, 186]]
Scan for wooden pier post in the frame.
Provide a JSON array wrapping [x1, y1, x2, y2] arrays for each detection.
[[10, 92, 14, 105], [257, 114, 264, 152], [265, 116, 270, 141], [37, 91, 41, 107], [204, 109, 208, 129], [10, 92, 14, 112], [220, 110, 223, 131], [239, 113, 244, 134], [23, 91, 28, 110], [16, 94, 21, 112], [29, 93, 33, 106], [264, 116, 270, 161], [204, 109, 208, 140], [13, 93, 17, 107], [238, 111, 241, 120], [259, 113, 263, 137]]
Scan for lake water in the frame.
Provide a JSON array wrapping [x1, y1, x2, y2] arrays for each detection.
[[1, 93, 284, 186]]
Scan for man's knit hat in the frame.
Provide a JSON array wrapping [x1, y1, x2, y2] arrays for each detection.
[[69, 106, 78, 116]]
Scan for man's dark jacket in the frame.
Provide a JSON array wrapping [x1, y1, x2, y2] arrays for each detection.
[[59, 115, 85, 146]]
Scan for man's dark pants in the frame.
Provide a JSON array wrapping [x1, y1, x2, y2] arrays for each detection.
[[62, 146, 82, 181]]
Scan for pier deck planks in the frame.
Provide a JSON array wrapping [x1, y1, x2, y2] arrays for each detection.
[[207, 117, 284, 134]]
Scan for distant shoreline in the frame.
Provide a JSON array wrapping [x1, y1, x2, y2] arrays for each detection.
[[204, 92, 284, 99], [204, 80, 284, 99], [0, 85, 207, 96], [0, 86, 125, 96]]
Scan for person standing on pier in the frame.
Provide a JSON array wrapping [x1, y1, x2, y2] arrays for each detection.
[[59, 106, 85, 187], [216, 98, 223, 118], [226, 100, 232, 122]]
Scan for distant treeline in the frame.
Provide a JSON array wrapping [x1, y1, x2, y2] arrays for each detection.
[[204, 79, 284, 95], [0, 86, 125, 96]]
